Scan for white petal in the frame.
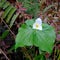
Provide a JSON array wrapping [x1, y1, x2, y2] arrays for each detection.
[[35, 18, 42, 24], [33, 23, 36, 29], [38, 25, 42, 30]]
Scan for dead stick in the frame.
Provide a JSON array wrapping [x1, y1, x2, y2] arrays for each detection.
[[0, 48, 10, 60], [1, 18, 16, 39]]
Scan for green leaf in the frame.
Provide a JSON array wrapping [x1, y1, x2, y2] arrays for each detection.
[[33, 24, 56, 53], [1, 30, 9, 39], [2, 5, 13, 19], [6, 7, 16, 23], [2, 2, 10, 9], [25, 19, 35, 27], [0, 0, 6, 8], [20, 24, 27, 30], [15, 27, 33, 49], [9, 13, 19, 28], [0, 0, 6, 2], [34, 54, 46, 60]]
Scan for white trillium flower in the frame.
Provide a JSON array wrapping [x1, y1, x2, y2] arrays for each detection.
[[33, 22, 42, 30], [33, 18, 42, 30]]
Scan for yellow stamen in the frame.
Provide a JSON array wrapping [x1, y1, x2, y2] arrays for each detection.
[[36, 23, 39, 28]]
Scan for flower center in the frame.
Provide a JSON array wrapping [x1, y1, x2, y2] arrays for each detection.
[[36, 24, 39, 28]]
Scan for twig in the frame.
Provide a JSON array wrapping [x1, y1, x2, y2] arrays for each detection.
[[53, 47, 56, 60], [21, 47, 33, 60], [0, 48, 10, 60], [1, 18, 16, 39]]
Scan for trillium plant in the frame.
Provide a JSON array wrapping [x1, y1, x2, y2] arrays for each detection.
[[15, 18, 56, 59]]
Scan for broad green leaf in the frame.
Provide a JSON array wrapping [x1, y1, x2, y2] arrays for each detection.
[[9, 13, 19, 28], [15, 27, 33, 49], [1, 30, 9, 39], [6, 7, 16, 23], [43, 4, 55, 13], [25, 19, 35, 27], [2, 2, 10, 9], [33, 24, 56, 53], [2, 5, 13, 19], [20, 24, 27, 29]]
